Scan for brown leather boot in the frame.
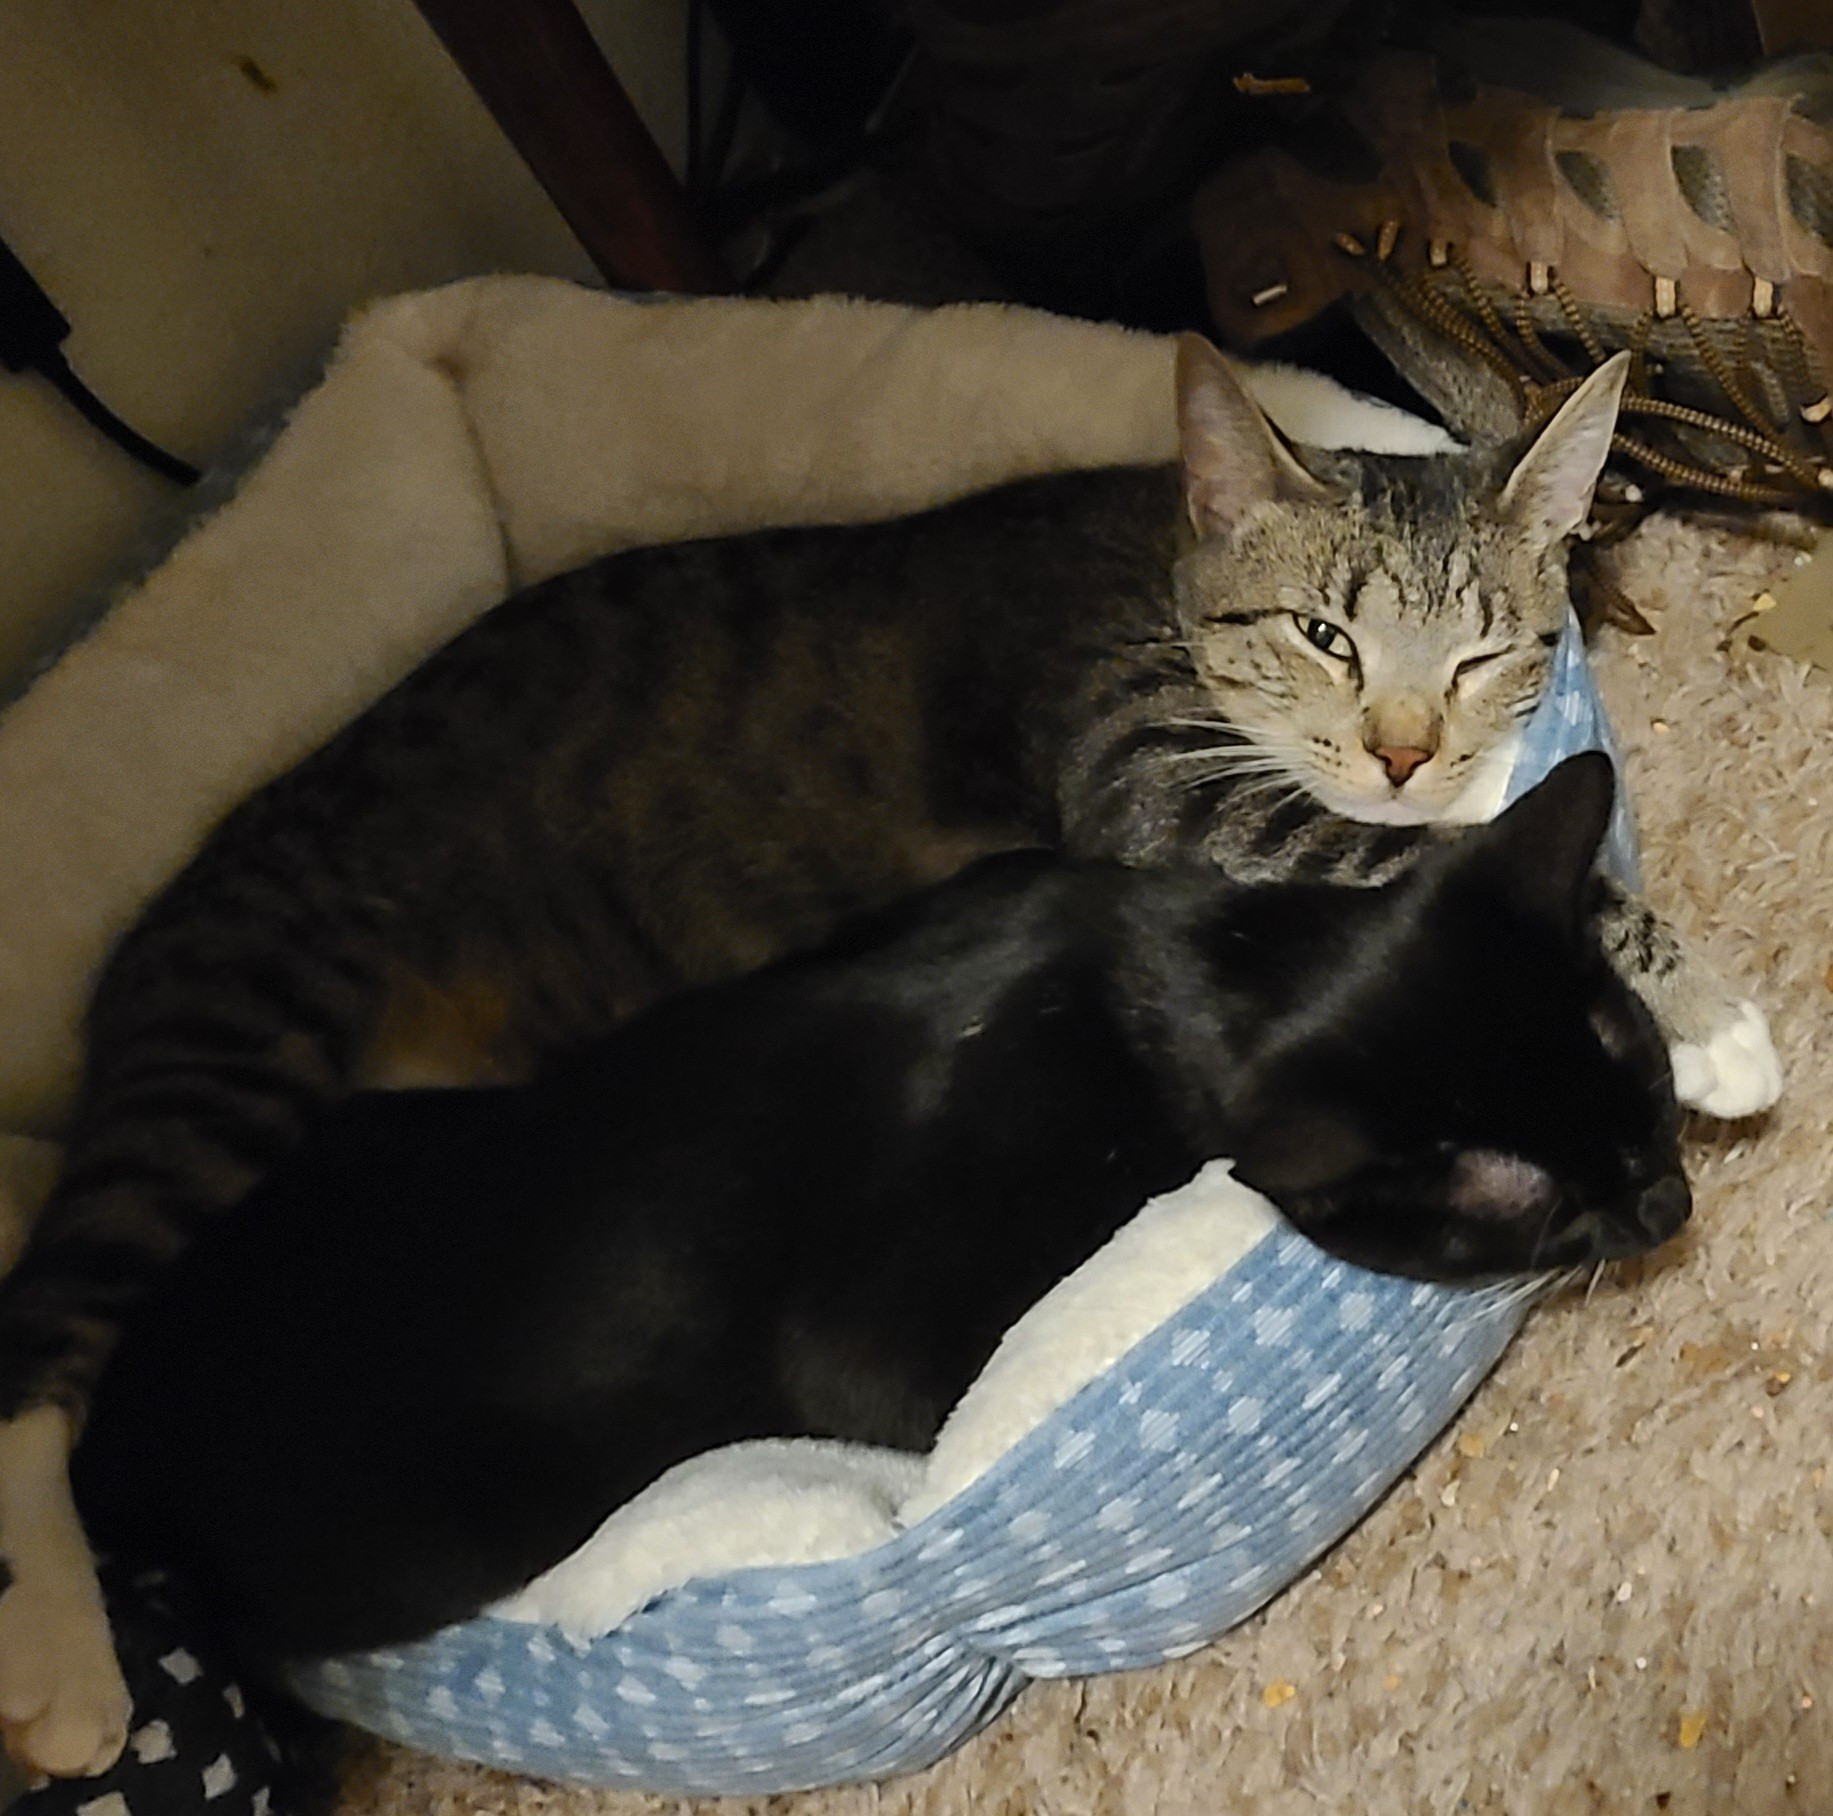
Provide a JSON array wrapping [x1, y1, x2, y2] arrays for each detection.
[[1194, 20, 1833, 549]]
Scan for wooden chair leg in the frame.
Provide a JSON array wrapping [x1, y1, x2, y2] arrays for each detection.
[[411, 0, 730, 293]]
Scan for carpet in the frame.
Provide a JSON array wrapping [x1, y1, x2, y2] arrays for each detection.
[[331, 512, 1833, 1816]]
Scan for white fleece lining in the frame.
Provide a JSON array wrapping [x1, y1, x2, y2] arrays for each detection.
[[905, 1162, 1278, 1522], [491, 1441, 923, 1643], [1238, 363, 1460, 455], [493, 1164, 1279, 1640]]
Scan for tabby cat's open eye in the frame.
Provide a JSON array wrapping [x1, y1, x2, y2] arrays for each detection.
[[1296, 616, 1355, 662]]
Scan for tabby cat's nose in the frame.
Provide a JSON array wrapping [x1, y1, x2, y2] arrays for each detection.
[[1373, 745, 1433, 786]]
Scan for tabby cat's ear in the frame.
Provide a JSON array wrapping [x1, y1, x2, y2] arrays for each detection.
[[1176, 335, 1336, 539], [1472, 751, 1615, 935], [1496, 352, 1630, 548]]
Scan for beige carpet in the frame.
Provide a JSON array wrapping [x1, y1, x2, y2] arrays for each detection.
[[337, 513, 1832, 1816]]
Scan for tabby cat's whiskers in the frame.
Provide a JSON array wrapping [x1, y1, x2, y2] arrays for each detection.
[[1154, 735, 1313, 805], [1158, 715, 1245, 736]]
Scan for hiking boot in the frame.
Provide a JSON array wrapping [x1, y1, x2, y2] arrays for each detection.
[[1194, 18, 1833, 527]]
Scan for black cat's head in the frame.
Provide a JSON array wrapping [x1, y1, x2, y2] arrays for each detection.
[[1228, 753, 1688, 1281]]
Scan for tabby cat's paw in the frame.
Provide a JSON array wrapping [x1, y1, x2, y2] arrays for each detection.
[[1669, 1000, 1783, 1121], [0, 1564, 130, 1778]]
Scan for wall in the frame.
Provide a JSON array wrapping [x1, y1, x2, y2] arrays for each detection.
[[0, 0, 687, 687]]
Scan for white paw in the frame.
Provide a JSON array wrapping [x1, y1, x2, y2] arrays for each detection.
[[0, 1559, 131, 1777], [1669, 1000, 1783, 1120]]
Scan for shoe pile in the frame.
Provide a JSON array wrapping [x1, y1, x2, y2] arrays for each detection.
[[1193, 21, 1833, 628]]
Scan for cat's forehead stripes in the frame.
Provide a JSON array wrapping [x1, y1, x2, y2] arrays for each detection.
[[1442, 548, 1493, 631], [1345, 569, 1401, 624], [1336, 561, 1431, 626], [1331, 541, 1496, 633]]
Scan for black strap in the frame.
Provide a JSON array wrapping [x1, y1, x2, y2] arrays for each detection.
[[0, 230, 199, 486]]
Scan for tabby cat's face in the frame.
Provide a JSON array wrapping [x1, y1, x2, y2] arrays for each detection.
[[1170, 339, 1628, 828], [1173, 469, 1559, 825]]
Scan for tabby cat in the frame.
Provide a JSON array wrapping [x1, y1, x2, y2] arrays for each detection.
[[71, 756, 1686, 1662], [0, 338, 1772, 1776]]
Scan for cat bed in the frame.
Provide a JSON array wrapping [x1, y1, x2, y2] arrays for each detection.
[[282, 618, 1635, 1795], [0, 277, 1633, 1794]]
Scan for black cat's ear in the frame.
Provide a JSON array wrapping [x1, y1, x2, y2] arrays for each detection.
[[1497, 352, 1629, 549], [1176, 334, 1337, 539], [1232, 1108, 1373, 1198], [1470, 752, 1615, 934]]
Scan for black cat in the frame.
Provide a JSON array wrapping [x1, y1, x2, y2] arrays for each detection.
[[73, 755, 1686, 1668]]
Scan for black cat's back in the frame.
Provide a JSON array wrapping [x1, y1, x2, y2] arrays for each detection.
[[74, 853, 1202, 1659]]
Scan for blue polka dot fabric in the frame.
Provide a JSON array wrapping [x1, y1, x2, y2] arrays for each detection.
[[288, 611, 1630, 1795], [1514, 611, 1638, 887]]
